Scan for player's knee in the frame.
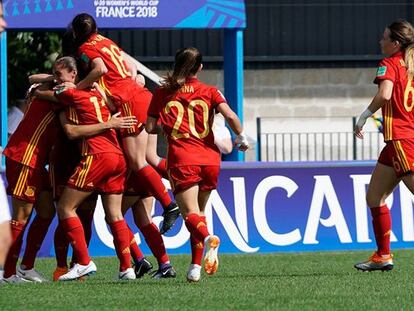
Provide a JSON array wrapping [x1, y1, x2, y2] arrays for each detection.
[[366, 194, 382, 208]]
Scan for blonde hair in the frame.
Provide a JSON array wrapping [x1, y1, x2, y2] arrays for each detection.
[[388, 20, 414, 78]]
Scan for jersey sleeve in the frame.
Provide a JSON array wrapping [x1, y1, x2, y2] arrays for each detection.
[[55, 88, 75, 107], [78, 44, 101, 66], [211, 88, 227, 109], [147, 88, 163, 118], [374, 58, 396, 84]]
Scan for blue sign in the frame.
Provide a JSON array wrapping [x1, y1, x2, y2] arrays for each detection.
[[10, 161, 414, 258], [4, 0, 246, 29]]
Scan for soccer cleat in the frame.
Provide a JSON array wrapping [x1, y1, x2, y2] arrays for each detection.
[[3, 275, 32, 284], [58, 261, 97, 281], [204, 235, 220, 275], [160, 202, 181, 234], [152, 266, 177, 279], [17, 266, 48, 283], [134, 258, 153, 278], [119, 268, 136, 280], [53, 267, 68, 282], [354, 252, 394, 272], [186, 264, 201, 282]]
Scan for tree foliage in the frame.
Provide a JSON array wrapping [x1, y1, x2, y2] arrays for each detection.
[[7, 31, 62, 106]]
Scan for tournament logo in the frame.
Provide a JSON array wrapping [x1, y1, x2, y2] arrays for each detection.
[[377, 66, 387, 77]]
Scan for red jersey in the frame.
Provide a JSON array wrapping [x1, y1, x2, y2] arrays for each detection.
[[49, 128, 80, 167], [55, 88, 123, 156], [148, 78, 225, 167], [3, 98, 60, 169], [78, 34, 136, 104], [374, 51, 414, 141]]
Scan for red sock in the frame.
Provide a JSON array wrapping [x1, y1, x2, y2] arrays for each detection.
[[21, 216, 53, 270], [54, 223, 69, 268], [190, 216, 206, 265], [109, 220, 132, 271], [136, 166, 172, 208], [61, 217, 90, 265], [77, 208, 94, 246], [155, 158, 169, 180], [4, 221, 25, 278], [371, 205, 392, 255], [185, 213, 210, 242], [139, 223, 169, 265], [128, 226, 144, 264], [71, 209, 94, 265]]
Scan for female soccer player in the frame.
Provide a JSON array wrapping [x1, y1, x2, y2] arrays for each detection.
[[68, 13, 180, 234], [36, 56, 135, 281], [0, 0, 10, 284], [2, 81, 61, 283], [354, 19, 414, 271], [145, 47, 249, 282], [51, 111, 136, 281]]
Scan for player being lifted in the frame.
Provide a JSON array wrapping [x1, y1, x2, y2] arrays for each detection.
[[146, 47, 249, 282], [68, 13, 180, 234]]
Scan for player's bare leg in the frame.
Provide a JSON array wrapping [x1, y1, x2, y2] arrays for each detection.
[[123, 132, 179, 234]]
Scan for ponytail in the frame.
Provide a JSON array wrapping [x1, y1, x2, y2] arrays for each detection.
[[163, 47, 202, 91]]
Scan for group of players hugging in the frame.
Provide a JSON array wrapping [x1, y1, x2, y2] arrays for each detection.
[[1, 13, 249, 284]]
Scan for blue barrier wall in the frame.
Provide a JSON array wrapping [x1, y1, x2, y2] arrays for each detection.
[[8, 161, 414, 257]]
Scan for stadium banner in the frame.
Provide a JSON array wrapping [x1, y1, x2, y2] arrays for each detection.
[[9, 160, 414, 258], [4, 0, 246, 29]]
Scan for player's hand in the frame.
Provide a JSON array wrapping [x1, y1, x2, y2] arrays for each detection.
[[135, 74, 146, 86], [354, 108, 373, 139], [108, 112, 137, 129], [234, 132, 249, 151], [54, 82, 77, 92], [354, 123, 364, 139]]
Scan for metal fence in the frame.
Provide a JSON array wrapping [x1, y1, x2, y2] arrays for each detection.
[[256, 117, 384, 162]]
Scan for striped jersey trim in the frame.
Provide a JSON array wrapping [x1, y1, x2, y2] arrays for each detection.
[[393, 141, 410, 172], [75, 155, 93, 188], [13, 165, 30, 197], [384, 102, 392, 140], [21, 111, 55, 166], [122, 103, 135, 134]]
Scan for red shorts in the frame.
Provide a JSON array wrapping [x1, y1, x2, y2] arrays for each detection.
[[5, 158, 50, 204], [118, 87, 152, 138], [378, 139, 414, 177], [67, 153, 127, 194], [168, 165, 220, 195], [124, 171, 152, 198]]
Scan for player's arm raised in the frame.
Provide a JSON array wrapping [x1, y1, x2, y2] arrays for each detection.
[[76, 58, 108, 90], [28, 73, 54, 85], [121, 51, 138, 80]]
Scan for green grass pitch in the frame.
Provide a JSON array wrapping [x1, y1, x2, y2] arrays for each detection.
[[1, 250, 414, 311]]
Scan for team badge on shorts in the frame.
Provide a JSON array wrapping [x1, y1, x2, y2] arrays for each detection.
[[25, 186, 36, 197]]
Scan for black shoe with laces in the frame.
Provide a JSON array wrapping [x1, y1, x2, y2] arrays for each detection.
[[134, 258, 153, 278], [160, 202, 180, 234], [152, 266, 177, 279]]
